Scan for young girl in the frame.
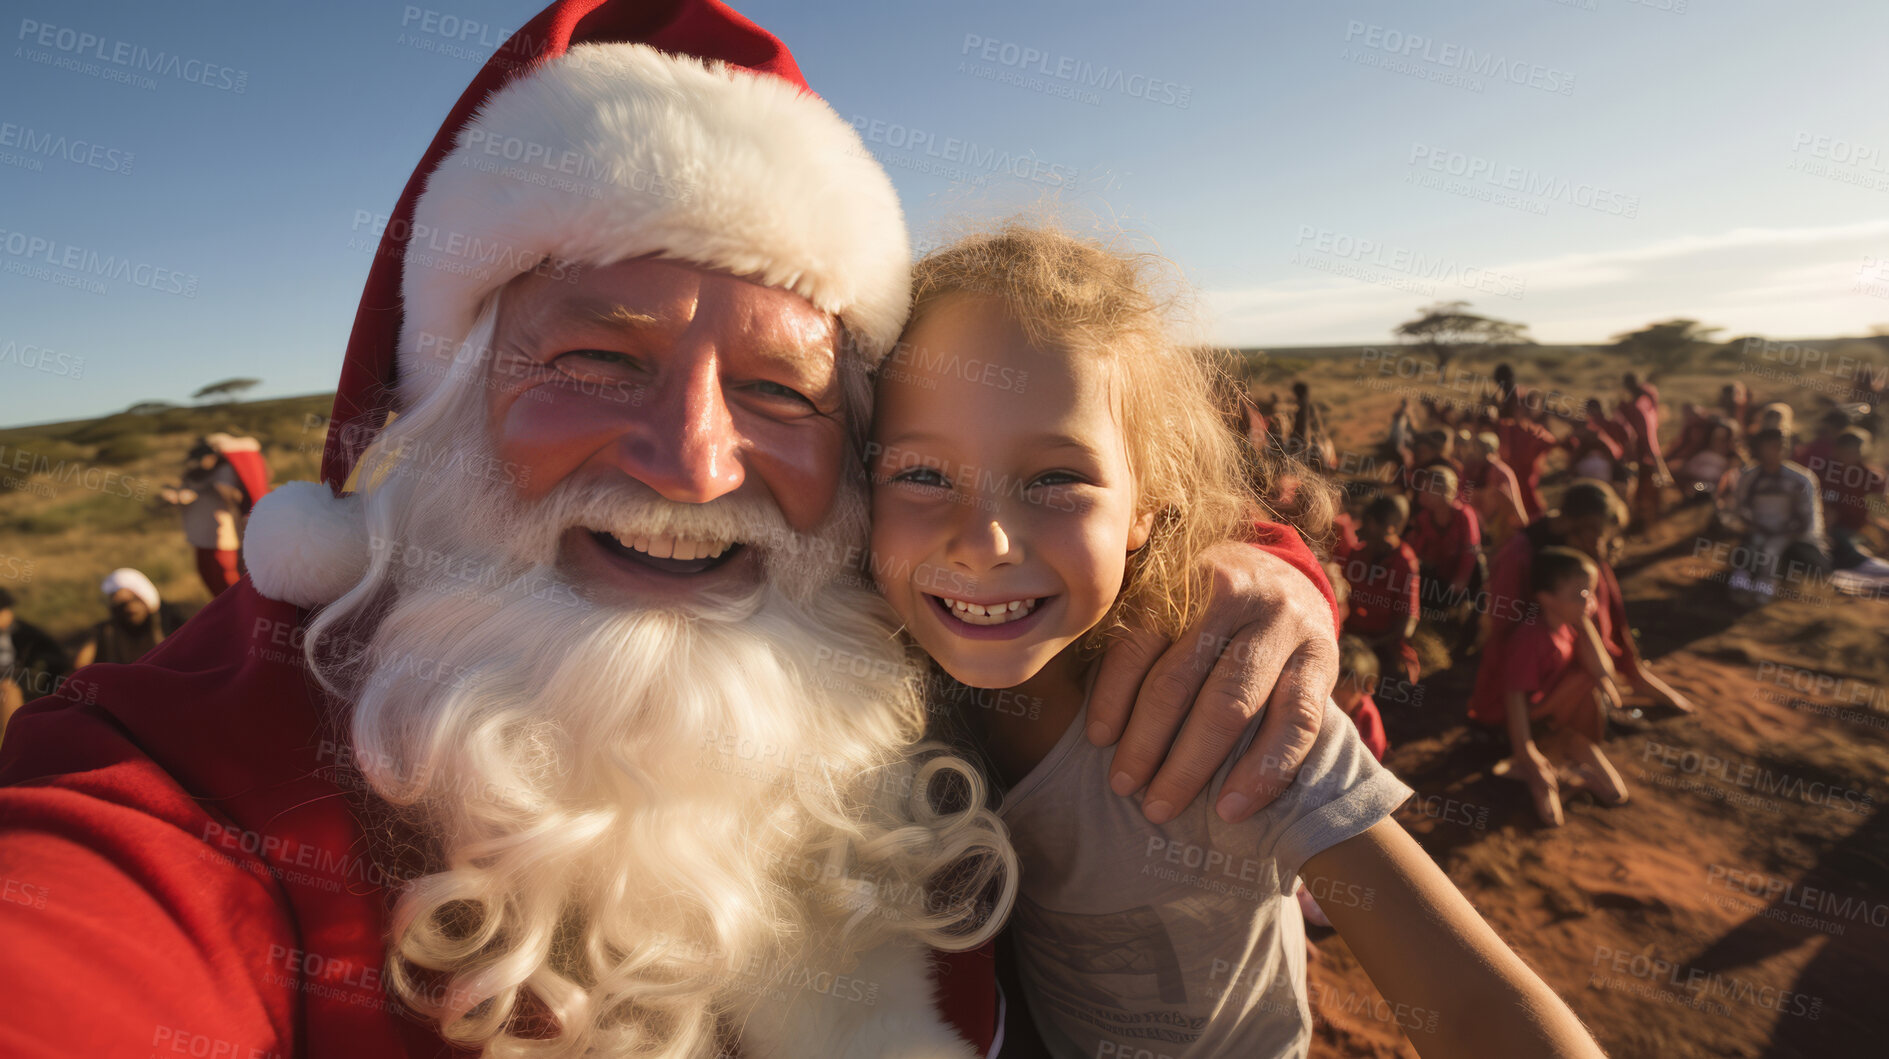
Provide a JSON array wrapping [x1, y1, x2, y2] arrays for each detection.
[[868, 224, 1603, 1058]]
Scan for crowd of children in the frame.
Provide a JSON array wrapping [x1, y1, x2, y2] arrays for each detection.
[[1256, 362, 1886, 828]]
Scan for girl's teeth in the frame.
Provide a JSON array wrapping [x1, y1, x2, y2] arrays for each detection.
[[942, 597, 1039, 626]]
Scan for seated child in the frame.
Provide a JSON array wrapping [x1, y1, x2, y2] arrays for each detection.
[[1335, 495, 1423, 687], [1460, 430, 1528, 551], [1492, 547, 1630, 827], [1811, 428, 1887, 570], [1675, 418, 1741, 503], [1405, 465, 1482, 618], [1334, 634, 1389, 762], [870, 223, 1601, 1058]]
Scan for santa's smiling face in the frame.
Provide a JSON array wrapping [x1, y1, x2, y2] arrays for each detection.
[[485, 257, 853, 606]]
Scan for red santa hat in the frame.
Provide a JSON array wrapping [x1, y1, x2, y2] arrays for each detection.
[[323, 0, 908, 490]]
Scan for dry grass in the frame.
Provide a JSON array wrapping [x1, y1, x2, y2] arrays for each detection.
[[0, 393, 332, 645]]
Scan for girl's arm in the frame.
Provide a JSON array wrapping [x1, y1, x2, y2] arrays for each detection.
[[1302, 819, 1607, 1059]]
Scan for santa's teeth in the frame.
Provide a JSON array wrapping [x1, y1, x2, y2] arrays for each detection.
[[607, 532, 734, 562], [938, 596, 1039, 625]]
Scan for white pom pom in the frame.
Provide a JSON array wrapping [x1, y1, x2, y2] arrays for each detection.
[[243, 480, 370, 608]]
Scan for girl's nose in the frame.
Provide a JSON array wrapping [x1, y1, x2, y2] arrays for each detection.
[[947, 511, 1021, 572]]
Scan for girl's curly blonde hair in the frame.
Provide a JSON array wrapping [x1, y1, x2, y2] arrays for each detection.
[[904, 221, 1324, 644]]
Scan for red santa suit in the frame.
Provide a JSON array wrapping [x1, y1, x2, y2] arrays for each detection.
[[0, 2, 1337, 1055]]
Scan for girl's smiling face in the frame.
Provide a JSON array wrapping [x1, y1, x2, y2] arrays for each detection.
[[870, 294, 1151, 690]]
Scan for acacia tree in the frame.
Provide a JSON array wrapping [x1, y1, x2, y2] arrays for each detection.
[[1609, 319, 1720, 379], [1393, 301, 1532, 379], [191, 378, 261, 404]]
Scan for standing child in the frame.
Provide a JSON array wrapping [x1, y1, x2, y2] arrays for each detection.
[[870, 223, 1602, 1059], [1491, 548, 1631, 827]]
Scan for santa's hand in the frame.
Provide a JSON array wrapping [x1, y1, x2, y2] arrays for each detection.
[[1087, 540, 1337, 825]]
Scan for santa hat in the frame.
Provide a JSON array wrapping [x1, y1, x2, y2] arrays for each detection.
[[324, 0, 909, 491]]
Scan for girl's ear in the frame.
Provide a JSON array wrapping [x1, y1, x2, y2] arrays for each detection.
[[1127, 509, 1155, 553]]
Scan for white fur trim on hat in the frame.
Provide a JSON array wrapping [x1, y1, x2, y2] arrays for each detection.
[[243, 480, 370, 609], [398, 42, 910, 405]]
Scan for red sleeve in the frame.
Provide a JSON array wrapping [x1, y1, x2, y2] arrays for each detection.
[[1350, 694, 1388, 761], [1484, 533, 1533, 648], [1503, 624, 1552, 694], [1449, 507, 1481, 588], [1398, 546, 1421, 621], [0, 713, 296, 1059], [1250, 520, 1342, 637]]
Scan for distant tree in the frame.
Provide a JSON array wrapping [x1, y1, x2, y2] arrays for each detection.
[[124, 400, 179, 416], [1609, 319, 1721, 379], [1393, 301, 1532, 379], [191, 378, 261, 403]]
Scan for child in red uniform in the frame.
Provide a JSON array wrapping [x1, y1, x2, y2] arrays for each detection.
[[1815, 428, 1888, 569], [1493, 548, 1630, 827], [1496, 411, 1558, 522], [1460, 431, 1528, 551], [1336, 495, 1423, 687], [1406, 466, 1482, 613], [1619, 374, 1672, 527], [1335, 634, 1389, 762]]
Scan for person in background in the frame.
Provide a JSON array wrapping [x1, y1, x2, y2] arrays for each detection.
[[1496, 401, 1558, 522], [1401, 428, 1462, 501], [72, 569, 182, 667], [1728, 428, 1827, 605], [1751, 402, 1795, 450], [160, 439, 248, 597], [1812, 428, 1888, 570], [1793, 408, 1853, 473], [1674, 418, 1742, 507], [1567, 399, 1627, 487], [1461, 430, 1528, 550], [0, 588, 70, 745], [1664, 402, 1714, 468], [1406, 465, 1482, 626], [1333, 634, 1389, 763], [1491, 547, 1630, 828], [1718, 381, 1750, 432], [1285, 380, 1335, 470], [1470, 480, 1695, 723], [1618, 373, 1672, 529], [1336, 494, 1423, 688]]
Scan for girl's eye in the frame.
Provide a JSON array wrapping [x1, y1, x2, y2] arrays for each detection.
[[1029, 471, 1083, 489], [889, 467, 950, 489]]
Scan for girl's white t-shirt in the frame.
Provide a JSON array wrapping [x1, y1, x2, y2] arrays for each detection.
[[999, 697, 1414, 1059]]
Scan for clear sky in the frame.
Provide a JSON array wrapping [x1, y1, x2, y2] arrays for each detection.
[[4, 0, 1887, 424]]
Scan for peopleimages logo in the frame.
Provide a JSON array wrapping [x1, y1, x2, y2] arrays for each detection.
[[958, 33, 1192, 108], [1341, 21, 1576, 96], [15, 18, 249, 93], [0, 228, 199, 297], [0, 120, 133, 175]]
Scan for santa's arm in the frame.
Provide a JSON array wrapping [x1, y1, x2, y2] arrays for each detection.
[[1086, 526, 1338, 825], [0, 791, 294, 1058]]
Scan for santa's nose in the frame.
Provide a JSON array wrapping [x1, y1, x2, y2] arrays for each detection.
[[608, 351, 744, 504]]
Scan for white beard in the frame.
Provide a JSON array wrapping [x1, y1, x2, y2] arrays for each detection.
[[305, 313, 1013, 1058]]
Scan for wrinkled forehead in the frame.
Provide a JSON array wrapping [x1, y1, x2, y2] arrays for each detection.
[[498, 257, 839, 348]]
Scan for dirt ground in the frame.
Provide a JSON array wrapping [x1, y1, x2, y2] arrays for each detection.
[[1285, 354, 1889, 1058]]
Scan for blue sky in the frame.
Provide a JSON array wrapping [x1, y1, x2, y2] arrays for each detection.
[[3, 0, 1887, 424]]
